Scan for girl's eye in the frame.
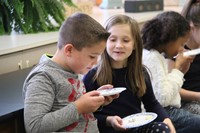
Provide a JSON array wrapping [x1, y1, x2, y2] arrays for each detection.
[[124, 40, 129, 43], [109, 38, 116, 42]]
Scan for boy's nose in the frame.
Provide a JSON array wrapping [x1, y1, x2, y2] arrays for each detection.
[[91, 59, 98, 66]]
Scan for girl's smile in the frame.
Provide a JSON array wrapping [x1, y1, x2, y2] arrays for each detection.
[[107, 24, 134, 68]]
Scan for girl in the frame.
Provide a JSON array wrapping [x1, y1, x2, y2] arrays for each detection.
[[83, 14, 175, 133], [142, 11, 200, 133], [180, 0, 200, 115]]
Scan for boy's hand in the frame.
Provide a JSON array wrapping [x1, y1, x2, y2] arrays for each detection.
[[74, 91, 104, 114]]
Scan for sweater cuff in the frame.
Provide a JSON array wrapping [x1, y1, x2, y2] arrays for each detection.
[[70, 102, 79, 120], [172, 69, 184, 77]]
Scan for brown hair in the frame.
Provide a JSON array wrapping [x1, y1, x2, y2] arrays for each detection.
[[95, 14, 146, 97], [57, 12, 110, 50], [181, 0, 200, 27]]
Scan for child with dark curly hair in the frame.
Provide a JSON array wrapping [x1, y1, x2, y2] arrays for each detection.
[[142, 11, 200, 133]]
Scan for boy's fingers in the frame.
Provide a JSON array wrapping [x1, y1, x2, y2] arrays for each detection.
[[87, 90, 101, 96]]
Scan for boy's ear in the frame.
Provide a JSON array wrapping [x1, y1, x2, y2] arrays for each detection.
[[64, 44, 74, 56]]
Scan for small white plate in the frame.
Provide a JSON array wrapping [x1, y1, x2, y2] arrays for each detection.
[[183, 48, 200, 57], [122, 112, 157, 128], [98, 87, 126, 96]]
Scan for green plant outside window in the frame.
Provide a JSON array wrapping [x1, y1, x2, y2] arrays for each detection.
[[0, 0, 75, 35]]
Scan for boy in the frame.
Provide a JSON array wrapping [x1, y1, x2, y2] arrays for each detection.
[[23, 12, 117, 132]]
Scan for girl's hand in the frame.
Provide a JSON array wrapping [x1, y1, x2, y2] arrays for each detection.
[[103, 94, 119, 106], [106, 116, 127, 131], [97, 84, 119, 106], [175, 53, 194, 74], [163, 118, 176, 133]]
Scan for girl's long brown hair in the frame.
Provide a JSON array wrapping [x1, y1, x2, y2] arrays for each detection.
[[181, 0, 200, 27], [94, 15, 146, 97]]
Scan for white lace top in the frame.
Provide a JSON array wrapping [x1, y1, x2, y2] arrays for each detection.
[[142, 49, 184, 108]]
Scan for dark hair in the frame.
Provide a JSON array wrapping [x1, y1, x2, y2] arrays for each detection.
[[141, 11, 190, 50], [95, 14, 146, 97], [57, 12, 110, 50], [183, 0, 200, 27]]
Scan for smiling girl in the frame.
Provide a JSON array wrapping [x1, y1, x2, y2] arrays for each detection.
[[83, 14, 175, 133]]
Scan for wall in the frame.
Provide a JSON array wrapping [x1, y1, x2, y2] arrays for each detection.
[[0, 43, 56, 74]]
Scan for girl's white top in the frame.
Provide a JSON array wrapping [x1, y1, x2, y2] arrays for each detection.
[[142, 49, 184, 108]]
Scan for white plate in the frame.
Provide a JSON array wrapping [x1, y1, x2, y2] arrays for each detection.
[[183, 48, 200, 57], [98, 87, 126, 96], [122, 112, 157, 128]]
